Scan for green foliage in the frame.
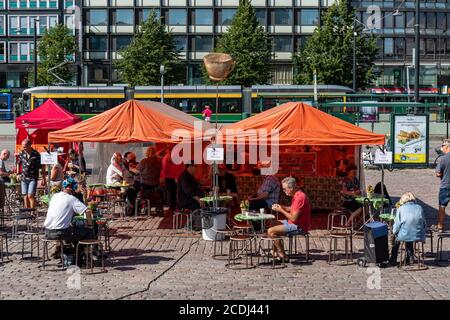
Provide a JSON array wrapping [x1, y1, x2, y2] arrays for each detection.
[[32, 24, 77, 86], [115, 10, 182, 86], [293, 0, 378, 90], [207, 0, 273, 86]]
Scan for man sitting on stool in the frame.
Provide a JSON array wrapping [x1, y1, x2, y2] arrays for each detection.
[[269, 177, 311, 262], [43, 177, 95, 258]]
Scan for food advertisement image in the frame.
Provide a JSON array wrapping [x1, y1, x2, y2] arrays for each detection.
[[393, 115, 427, 164]]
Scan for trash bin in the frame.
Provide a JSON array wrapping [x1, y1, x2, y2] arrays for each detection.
[[201, 207, 228, 241]]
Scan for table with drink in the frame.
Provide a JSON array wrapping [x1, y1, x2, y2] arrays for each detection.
[[234, 208, 275, 234]]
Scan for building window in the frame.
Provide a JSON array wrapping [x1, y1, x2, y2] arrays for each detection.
[[426, 12, 436, 29], [9, 42, 33, 62], [394, 12, 404, 29], [437, 12, 446, 30], [406, 12, 414, 28], [114, 9, 134, 26], [384, 38, 394, 57], [426, 38, 435, 56], [88, 65, 109, 83], [220, 9, 236, 25], [88, 9, 108, 26], [255, 9, 266, 26], [142, 9, 160, 23], [64, 15, 75, 34], [193, 9, 213, 26], [406, 37, 414, 56], [0, 42, 5, 62], [274, 36, 292, 52], [8, 0, 59, 9], [168, 9, 187, 26], [89, 36, 107, 51], [113, 36, 132, 51], [383, 12, 393, 28], [300, 9, 319, 26], [0, 16, 4, 36], [64, 0, 74, 8], [273, 9, 292, 25], [193, 35, 213, 52], [394, 38, 405, 57], [174, 36, 187, 52]]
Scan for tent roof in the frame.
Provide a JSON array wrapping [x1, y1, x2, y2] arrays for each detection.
[[219, 102, 385, 146], [15, 99, 82, 130], [48, 100, 216, 143]]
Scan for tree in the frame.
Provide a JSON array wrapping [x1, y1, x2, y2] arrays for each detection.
[[33, 24, 77, 86], [208, 0, 273, 86], [115, 11, 182, 86], [293, 0, 378, 90]]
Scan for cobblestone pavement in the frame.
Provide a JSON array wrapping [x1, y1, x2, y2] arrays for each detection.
[[0, 168, 449, 300]]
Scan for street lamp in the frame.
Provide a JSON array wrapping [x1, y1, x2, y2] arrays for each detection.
[[160, 64, 165, 103], [33, 18, 40, 87], [414, 0, 420, 102]]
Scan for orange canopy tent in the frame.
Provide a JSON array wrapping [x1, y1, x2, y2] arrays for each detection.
[[48, 100, 215, 143], [219, 101, 385, 146]]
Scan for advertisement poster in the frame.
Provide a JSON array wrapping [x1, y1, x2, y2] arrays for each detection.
[[393, 115, 428, 164]]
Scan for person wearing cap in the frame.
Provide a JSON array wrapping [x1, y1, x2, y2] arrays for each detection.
[[0, 149, 11, 210], [17, 139, 47, 209], [43, 177, 94, 257], [435, 139, 450, 232]]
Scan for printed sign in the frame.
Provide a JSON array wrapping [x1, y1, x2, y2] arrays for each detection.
[[40, 152, 58, 165], [374, 149, 392, 164], [206, 147, 224, 161], [392, 115, 428, 164]]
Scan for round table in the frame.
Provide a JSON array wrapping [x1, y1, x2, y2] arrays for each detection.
[[200, 196, 233, 203], [234, 212, 275, 233], [355, 195, 390, 210]]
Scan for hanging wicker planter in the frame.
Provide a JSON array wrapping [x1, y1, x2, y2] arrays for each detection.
[[203, 53, 235, 81]]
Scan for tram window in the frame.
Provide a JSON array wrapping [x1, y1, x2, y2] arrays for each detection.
[[34, 98, 45, 109], [199, 99, 215, 113], [96, 99, 108, 113], [220, 98, 241, 113], [0, 96, 8, 111]]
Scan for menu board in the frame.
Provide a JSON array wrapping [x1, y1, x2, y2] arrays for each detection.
[[392, 115, 428, 164]]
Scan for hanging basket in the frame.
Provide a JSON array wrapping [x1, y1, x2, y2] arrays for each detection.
[[203, 53, 235, 81]]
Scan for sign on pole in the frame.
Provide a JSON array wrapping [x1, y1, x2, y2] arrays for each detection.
[[391, 114, 429, 165], [206, 147, 224, 161], [40, 152, 58, 165], [374, 149, 392, 164]]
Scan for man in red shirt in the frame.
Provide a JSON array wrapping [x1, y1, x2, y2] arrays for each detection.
[[269, 177, 311, 262], [202, 105, 212, 122]]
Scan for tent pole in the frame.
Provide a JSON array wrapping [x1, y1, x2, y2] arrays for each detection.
[[47, 142, 51, 196]]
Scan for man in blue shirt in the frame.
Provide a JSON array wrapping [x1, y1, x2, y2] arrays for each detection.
[[435, 139, 450, 232]]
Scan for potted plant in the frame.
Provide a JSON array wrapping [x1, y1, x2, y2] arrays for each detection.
[[240, 200, 249, 214]]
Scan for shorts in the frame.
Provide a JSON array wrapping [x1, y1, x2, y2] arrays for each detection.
[[21, 180, 37, 196], [439, 188, 450, 207], [282, 220, 300, 233]]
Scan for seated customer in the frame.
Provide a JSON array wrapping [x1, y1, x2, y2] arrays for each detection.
[[217, 164, 238, 196], [248, 163, 280, 211], [43, 178, 95, 257], [269, 177, 311, 262], [341, 165, 363, 226], [106, 152, 124, 185], [389, 192, 426, 266], [177, 162, 204, 230]]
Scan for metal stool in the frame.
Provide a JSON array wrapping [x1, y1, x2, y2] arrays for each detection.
[[399, 240, 427, 270], [12, 212, 33, 239], [172, 209, 193, 232], [427, 228, 434, 255], [112, 199, 127, 219], [21, 230, 44, 259], [328, 227, 353, 265], [327, 210, 349, 231], [41, 239, 65, 269], [135, 197, 151, 217], [232, 223, 252, 235], [96, 220, 111, 253], [435, 233, 450, 265], [257, 235, 286, 269], [212, 228, 234, 259], [0, 208, 6, 228], [226, 235, 254, 269], [1, 231, 9, 262], [287, 230, 311, 262], [76, 239, 105, 273]]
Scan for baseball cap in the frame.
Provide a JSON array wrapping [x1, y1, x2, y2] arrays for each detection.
[[63, 177, 78, 191]]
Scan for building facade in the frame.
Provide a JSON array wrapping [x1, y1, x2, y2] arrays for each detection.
[[1, 0, 450, 90]]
